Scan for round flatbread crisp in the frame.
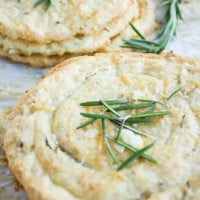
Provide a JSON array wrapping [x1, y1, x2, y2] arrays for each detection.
[[0, 0, 137, 53], [0, 0, 137, 43], [0, 0, 157, 67], [2, 52, 199, 200]]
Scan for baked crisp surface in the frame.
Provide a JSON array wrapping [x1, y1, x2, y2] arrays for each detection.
[[0, 0, 156, 67], [1, 52, 200, 199]]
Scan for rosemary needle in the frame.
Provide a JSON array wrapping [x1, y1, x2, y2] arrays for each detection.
[[128, 111, 171, 119], [107, 135, 157, 164], [102, 119, 121, 165], [107, 103, 154, 112], [129, 22, 146, 40], [76, 118, 96, 129], [81, 111, 171, 123], [81, 111, 170, 121], [110, 119, 155, 139], [101, 100, 120, 117], [34, 0, 44, 7], [80, 99, 128, 106], [117, 142, 155, 171], [167, 86, 182, 101], [137, 99, 167, 107], [80, 112, 117, 121], [34, 0, 51, 10], [116, 117, 127, 140]]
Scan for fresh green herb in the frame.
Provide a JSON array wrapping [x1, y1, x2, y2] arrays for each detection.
[[116, 116, 128, 140], [110, 119, 153, 138], [123, 0, 183, 53], [167, 86, 182, 101], [128, 111, 171, 119], [137, 99, 168, 107], [129, 23, 146, 40], [107, 103, 155, 112], [34, 0, 51, 10], [77, 87, 181, 170], [76, 118, 96, 129], [102, 119, 121, 165], [80, 112, 117, 121], [107, 135, 157, 164], [117, 142, 155, 171], [81, 111, 171, 122], [80, 99, 129, 106], [78, 101, 163, 169], [101, 100, 120, 117]]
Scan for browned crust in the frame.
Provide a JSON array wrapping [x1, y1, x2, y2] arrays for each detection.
[[0, 0, 158, 68], [2, 52, 200, 200]]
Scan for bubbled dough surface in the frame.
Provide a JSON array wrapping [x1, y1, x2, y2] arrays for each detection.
[[1, 52, 200, 200]]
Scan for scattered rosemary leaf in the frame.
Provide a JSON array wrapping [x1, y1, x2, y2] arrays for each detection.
[[80, 112, 117, 121], [102, 119, 121, 165], [167, 86, 182, 101], [34, 0, 51, 10], [107, 135, 157, 164], [117, 142, 155, 171], [101, 100, 120, 117], [81, 111, 171, 123], [129, 22, 146, 40], [128, 111, 171, 119], [34, 0, 44, 7], [80, 99, 129, 106], [110, 119, 152, 138], [108, 103, 154, 112], [76, 118, 96, 129], [137, 99, 167, 107], [116, 117, 127, 140]]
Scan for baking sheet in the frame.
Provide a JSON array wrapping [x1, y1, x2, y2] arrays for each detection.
[[0, 1, 200, 199]]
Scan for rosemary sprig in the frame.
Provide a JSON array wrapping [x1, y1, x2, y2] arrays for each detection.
[[123, 0, 183, 53], [34, 0, 51, 10], [77, 87, 181, 169]]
